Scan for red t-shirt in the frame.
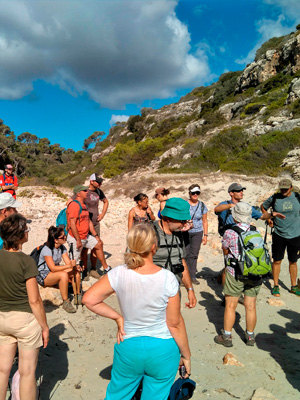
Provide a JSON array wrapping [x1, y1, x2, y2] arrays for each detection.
[[67, 201, 90, 240], [0, 174, 18, 199]]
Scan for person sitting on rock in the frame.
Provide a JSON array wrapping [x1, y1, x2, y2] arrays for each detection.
[[37, 226, 82, 313]]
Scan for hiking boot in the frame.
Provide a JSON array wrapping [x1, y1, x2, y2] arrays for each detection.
[[90, 269, 101, 279], [74, 294, 82, 305], [244, 331, 256, 346], [62, 300, 76, 313], [290, 286, 300, 296], [103, 266, 112, 275], [214, 329, 233, 347]]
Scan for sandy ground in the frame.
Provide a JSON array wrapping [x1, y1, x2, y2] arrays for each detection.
[[6, 172, 300, 400]]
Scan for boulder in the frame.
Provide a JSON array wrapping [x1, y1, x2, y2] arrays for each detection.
[[285, 78, 300, 104], [218, 103, 234, 121], [250, 388, 278, 400], [281, 147, 300, 179]]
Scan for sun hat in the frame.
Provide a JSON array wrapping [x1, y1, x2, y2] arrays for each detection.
[[161, 198, 191, 221], [231, 202, 252, 224], [278, 178, 292, 189], [90, 173, 104, 184], [228, 183, 246, 193], [73, 185, 89, 195], [190, 186, 201, 193], [0, 193, 22, 210]]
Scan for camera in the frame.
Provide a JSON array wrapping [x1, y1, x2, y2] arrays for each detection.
[[171, 263, 184, 275]]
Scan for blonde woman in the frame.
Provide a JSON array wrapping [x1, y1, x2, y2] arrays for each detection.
[[83, 224, 191, 400]]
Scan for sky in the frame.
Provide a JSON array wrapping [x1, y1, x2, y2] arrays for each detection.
[[0, 0, 300, 151]]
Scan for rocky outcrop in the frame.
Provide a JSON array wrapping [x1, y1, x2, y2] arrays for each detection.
[[250, 388, 278, 400], [281, 147, 300, 179], [236, 33, 300, 92], [285, 77, 300, 104]]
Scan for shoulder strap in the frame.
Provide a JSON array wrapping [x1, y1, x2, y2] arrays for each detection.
[[153, 222, 161, 248], [295, 192, 300, 203], [191, 201, 200, 219], [270, 193, 280, 210], [72, 199, 83, 215], [224, 201, 231, 225], [229, 225, 243, 235]]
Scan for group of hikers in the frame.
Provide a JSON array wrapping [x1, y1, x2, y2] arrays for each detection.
[[0, 164, 299, 400]]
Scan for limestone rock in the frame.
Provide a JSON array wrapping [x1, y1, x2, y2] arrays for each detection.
[[286, 77, 300, 104], [185, 119, 205, 135], [39, 286, 62, 306], [267, 298, 285, 306], [223, 352, 244, 367], [218, 103, 234, 121], [250, 388, 278, 400]]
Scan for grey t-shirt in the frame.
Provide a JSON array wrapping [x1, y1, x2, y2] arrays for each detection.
[[263, 192, 300, 239], [38, 245, 67, 273], [152, 221, 186, 270]]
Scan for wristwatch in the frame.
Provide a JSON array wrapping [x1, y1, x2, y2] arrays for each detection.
[[187, 287, 194, 291]]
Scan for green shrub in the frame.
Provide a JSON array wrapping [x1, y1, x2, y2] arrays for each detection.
[[245, 103, 264, 114], [261, 73, 292, 94], [255, 36, 285, 61]]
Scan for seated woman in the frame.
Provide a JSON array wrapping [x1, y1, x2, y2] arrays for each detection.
[[154, 187, 170, 219], [0, 213, 49, 400], [128, 193, 155, 231], [83, 224, 191, 400], [37, 226, 82, 313]]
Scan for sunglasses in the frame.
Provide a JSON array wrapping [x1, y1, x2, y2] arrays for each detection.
[[191, 191, 200, 195], [58, 234, 66, 239], [232, 189, 244, 193]]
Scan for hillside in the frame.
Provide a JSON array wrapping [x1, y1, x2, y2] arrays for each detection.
[[1, 27, 300, 186]]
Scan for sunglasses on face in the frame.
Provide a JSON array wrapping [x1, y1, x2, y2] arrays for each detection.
[[191, 191, 200, 195], [232, 190, 244, 193]]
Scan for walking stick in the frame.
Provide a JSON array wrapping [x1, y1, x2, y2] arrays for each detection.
[[69, 243, 78, 310]]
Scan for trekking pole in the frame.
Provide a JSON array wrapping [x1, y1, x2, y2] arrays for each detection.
[[69, 243, 78, 310]]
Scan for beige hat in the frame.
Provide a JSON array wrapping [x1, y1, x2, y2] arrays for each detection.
[[278, 178, 292, 189], [231, 202, 252, 224]]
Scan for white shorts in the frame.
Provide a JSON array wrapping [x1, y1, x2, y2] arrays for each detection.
[[67, 234, 98, 262]]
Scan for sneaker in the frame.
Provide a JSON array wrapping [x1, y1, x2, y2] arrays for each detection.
[[74, 294, 82, 305], [62, 300, 76, 313], [272, 285, 280, 297], [90, 269, 101, 279], [103, 266, 112, 275], [290, 286, 300, 296], [214, 329, 233, 347], [191, 278, 200, 285], [244, 331, 256, 346]]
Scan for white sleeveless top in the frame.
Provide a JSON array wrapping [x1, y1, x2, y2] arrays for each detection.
[[108, 265, 179, 339]]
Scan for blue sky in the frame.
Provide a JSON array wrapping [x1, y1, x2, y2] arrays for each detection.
[[0, 0, 299, 151]]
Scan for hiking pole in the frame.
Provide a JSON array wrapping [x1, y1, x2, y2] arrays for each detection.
[[69, 243, 78, 310]]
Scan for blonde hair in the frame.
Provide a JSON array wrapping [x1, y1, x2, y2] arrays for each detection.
[[124, 224, 157, 269]]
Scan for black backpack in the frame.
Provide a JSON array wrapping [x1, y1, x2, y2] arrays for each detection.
[[216, 201, 234, 236], [30, 244, 47, 267]]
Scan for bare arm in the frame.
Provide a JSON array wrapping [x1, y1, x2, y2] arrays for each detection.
[[26, 277, 49, 348], [44, 255, 74, 273], [147, 207, 156, 222], [166, 292, 191, 377], [181, 259, 196, 308], [97, 198, 109, 221], [69, 218, 82, 249], [214, 203, 235, 213], [82, 275, 125, 344], [202, 213, 208, 245], [128, 209, 134, 231]]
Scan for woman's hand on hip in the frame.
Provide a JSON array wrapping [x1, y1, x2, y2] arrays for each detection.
[[115, 316, 126, 344]]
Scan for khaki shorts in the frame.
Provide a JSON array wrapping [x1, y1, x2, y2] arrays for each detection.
[[224, 270, 262, 298], [67, 233, 98, 262], [0, 311, 42, 349]]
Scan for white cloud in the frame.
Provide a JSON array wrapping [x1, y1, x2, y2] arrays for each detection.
[[0, 0, 212, 108], [235, 1, 300, 66], [109, 114, 129, 126]]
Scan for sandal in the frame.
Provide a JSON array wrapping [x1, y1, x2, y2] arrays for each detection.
[[290, 286, 300, 296], [272, 285, 280, 297]]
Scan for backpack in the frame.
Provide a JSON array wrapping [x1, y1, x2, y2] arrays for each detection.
[[270, 192, 300, 211], [30, 244, 47, 267], [216, 201, 234, 236], [56, 200, 83, 235], [228, 225, 272, 278]]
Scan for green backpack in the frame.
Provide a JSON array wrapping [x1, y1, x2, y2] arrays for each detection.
[[228, 226, 272, 278]]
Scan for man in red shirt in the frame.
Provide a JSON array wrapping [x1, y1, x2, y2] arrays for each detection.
[[67, 185, 111, 278], [0, 164, 18, 199]]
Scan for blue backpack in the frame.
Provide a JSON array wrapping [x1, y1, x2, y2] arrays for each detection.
[[56, 200, 83, 235]]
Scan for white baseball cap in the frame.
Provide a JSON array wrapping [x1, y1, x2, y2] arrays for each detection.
[[0, 193, 22, 210]]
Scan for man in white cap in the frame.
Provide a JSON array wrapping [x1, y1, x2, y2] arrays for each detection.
[[0, 193, 22, 249], [214, 202, 263, 348], [0, 164, 18, 199]]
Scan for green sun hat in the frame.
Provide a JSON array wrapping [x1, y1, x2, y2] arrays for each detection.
[[161, 198, 191, 221], [73, 184, 89, 194]]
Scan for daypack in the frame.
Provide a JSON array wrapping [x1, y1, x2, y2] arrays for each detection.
[[270, 191, 300, 211], [56, 200, 83, 235], [216, 201, 234, 236], [228, 225, 272, 278], [30, 244, 47, 267]]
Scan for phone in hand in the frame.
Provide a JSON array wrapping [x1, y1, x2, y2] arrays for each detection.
[[180, 365, 186, 378]]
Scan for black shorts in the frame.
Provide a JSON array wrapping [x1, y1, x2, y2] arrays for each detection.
[[272, 232, 300, 263]]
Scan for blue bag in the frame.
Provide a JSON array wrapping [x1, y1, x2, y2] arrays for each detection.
[[56, 200, 82, 235]]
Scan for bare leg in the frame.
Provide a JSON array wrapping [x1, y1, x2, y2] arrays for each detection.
[[0, 343, 17, 400], [289, 262, 298, 287], [93, 239, 108, 269], [44, 272, 69, 301], [90, 249, 97, 269], [272, 260, 281, 286], [18, 347, 39, 400], [244, 296, 257, 332], [224, 295, 239, 332], [80, 248, 88, 271]]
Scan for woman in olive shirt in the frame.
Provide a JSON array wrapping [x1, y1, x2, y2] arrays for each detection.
[[0, 214, 49, 400]]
